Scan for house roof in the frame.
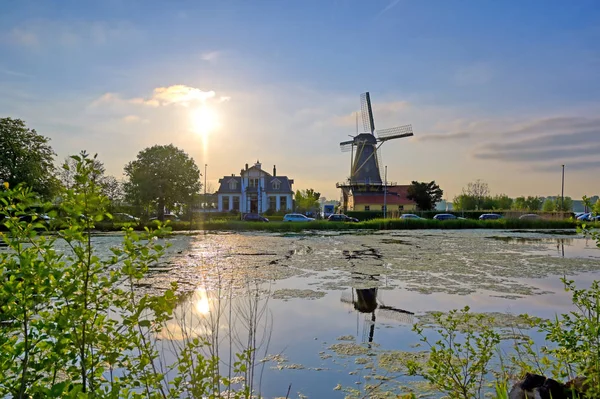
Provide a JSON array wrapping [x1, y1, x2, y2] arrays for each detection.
[[216, 174, 294, 194]]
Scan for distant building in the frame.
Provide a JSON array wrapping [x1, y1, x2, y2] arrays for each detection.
[[216, 161, 294, 213], [340, 184, 417, 212]]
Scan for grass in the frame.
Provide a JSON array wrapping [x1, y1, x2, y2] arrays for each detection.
[[91, 217, 593, 232]]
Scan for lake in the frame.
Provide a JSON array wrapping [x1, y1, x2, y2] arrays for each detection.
[[97, 229, 600, 398]]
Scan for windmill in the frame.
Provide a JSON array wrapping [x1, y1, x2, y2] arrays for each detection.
[[340, 288, 414, 345], [340, 92, 413, 186]]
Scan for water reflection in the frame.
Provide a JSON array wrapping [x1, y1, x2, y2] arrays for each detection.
[[341, 287, 414, 345]]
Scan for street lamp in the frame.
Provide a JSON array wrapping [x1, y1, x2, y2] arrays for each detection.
[[561, 164, 565, 212]]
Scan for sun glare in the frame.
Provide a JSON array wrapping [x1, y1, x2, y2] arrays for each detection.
[[191, 106, 220, 137], [194, 287, 211, 315]]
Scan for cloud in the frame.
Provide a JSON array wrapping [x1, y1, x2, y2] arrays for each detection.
[[131, 85, 216, 107], [92, 85, 220, 109], [8, 28, 38, 46], [0, 67, 32, 78], [531, 160, 600, 173], [122, 115, 148, 123], [454, 63, 493, 86], [417, 131, 471, 141], [471, 114, 600, 171], [201, 51, 221, 62], [332, 100, 410, 127], [4, 19, 140, 49], [378, 0, 402, 16]]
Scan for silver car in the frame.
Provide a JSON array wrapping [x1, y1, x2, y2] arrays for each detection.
[[283, 213, 315, 222]]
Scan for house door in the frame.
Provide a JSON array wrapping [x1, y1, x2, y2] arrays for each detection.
[[250, 196, 258, 213]]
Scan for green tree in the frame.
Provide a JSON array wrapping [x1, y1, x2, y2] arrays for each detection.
[[0, 117, 59, 198], [493, 194, 513, 210], [407, 181, 443, 211], [554, 196, 573, 212], [294, 189, 320, 212], [542, 198, 555, 212], [453, 194, 477, 211], [593, 199, 600, 215], [124, 144, 201, 220]]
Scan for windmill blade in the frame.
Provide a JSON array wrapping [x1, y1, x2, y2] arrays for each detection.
[[377, 148, 384, 179], [340, 140, 354, 153], [360, 92, 375, 134], [377, 307, 415, 324], [376, 124, 413, 140], [340, 144, 353, 153]]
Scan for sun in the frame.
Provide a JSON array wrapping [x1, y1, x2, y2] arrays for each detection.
[[191, 106, 221, 137]]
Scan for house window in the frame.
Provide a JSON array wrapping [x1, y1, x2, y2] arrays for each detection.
[[364, 205, 370, 211], [229, 180, 237, 190], [232, 196, 240, 211], [272, 181, 281, 190], [249, 178, 259, 188], [269, 196, 277, 210], [279, 196, 287, 210], [398, 205, 404, 211], [223, 196, 230, 210]]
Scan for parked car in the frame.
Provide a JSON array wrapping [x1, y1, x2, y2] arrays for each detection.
[[149, 214, 180, 222], [479, 213, 503, 220], [328, 214, 359, 222], [242, 213, 269, 222], [519, 214, 540, 220], [577, 213, 600, 222], [113, 213, 140, 223], [433, 213, 457, 221], [400, 214, 423, 219], [19, 213, 53, 223], [283, 213, 315, 222]]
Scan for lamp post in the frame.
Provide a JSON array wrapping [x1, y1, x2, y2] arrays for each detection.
[[561, 164, 565, 212], [383, 166, 387, 219]]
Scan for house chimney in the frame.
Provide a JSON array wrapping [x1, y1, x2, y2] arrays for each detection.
[[255, 160, 261, 169], [273, 165, 276, 176], [245, 163, 248, 171]]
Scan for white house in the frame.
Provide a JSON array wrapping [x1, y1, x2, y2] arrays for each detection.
[[216, 161, 294, 213]]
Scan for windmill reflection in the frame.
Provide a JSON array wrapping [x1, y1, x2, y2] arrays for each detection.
[[341, 287, 414, 346]]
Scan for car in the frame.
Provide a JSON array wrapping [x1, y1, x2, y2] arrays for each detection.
[[328, 214, 359, 222], [400, 214, 423, 220], [519, 214, 540, 220], [18, 213, 53, 223], [113, 213, 140, 223], [242, 213, 269, 222], [479, 213, 503, 220], [283, 213, 315, 222], [433, 213, 457, 221], [149, 214, 180, 222], [577, 213, 600, 222]]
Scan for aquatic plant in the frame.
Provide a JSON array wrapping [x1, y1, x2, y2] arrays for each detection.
[[0, 153, 255, 398]]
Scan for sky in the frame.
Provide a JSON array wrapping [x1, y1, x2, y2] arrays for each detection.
[[1, 0, 599, 201]]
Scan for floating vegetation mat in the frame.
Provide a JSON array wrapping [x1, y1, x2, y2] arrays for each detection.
[[130, 229, 600, 299]]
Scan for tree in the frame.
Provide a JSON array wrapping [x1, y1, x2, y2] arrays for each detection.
[[0, 117, 59, 198], [513, 196, 542, 212], [124, 144, 201, 220], [542, 198, 555, 212], [492, 194, 513, 210], [407, 181, 443, 211], [453, 194, 477, 211], [60, 155, 106, 189], [101, 175, 123, 204], [553, 196, 573, 212], [594, 199, 600, 215], [294, 189, 320, 212], [462, 179, 489, 210]]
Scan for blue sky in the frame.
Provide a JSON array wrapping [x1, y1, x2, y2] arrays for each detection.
[[1, 0, 599, 200]]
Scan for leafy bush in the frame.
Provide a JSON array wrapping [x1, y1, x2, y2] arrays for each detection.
[[0, 153, 251, 398]]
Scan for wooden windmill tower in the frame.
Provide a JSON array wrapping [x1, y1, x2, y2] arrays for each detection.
[[337, 92, 414, 211]]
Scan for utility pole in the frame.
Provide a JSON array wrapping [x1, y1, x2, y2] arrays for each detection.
[[383, 166, 387, 219], [561, 164, 565, 212], [204, 164, 207, 216]]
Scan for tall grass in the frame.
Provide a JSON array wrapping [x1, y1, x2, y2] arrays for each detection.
[[146, 218, 580, 232]]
